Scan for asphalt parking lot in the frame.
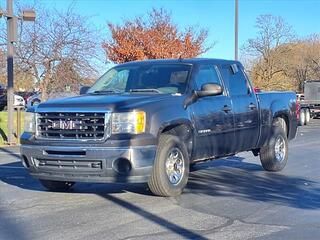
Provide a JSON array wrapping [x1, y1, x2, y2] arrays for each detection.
[[1, 120, 320, 240]]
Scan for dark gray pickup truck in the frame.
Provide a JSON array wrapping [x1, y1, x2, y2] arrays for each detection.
[[20, 58, 297, 197]]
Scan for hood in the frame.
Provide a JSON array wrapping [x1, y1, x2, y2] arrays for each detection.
[[36, 93, 181, 112]]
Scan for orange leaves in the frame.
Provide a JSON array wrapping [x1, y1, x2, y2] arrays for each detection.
[[103, 8, 211, 63]]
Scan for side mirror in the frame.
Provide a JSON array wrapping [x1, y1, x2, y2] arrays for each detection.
[[80, 86, 90, 95], [183, 83, 223, 109], [196, 83, 223, 98]]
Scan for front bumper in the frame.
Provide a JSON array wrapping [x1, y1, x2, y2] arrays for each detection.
[[20, 144, 156, 183]]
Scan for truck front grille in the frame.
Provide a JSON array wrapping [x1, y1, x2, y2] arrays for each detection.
[[36, 112, 110, 141]]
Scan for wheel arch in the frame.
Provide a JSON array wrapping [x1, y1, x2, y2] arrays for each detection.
[[271, 99, 291, 138], [273, 113, 289, 137], [158, 120, 194, 160]]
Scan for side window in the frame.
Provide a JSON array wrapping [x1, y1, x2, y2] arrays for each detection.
[[195, 65, 222, 90], [221, 64, 249, 96]]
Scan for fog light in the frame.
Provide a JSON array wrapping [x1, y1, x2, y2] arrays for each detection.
[[112, 158, 132, 175]]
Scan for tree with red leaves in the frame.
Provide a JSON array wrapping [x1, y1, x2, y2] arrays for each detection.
[[103, 9, 212, 63]]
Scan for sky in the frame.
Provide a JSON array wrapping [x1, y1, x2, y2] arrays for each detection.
[[2, 0, 320, 61]]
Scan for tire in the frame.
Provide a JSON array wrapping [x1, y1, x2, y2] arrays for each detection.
[[148, 134, 189, 197], [278, 117, 287, 136], [260, 118, 288, 172], [39, 179, 75, 192], [305, 108, 310, 125], [299, 109, 306, 126]]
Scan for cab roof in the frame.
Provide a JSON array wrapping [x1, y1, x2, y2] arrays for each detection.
[[117, 58, 241, 67]]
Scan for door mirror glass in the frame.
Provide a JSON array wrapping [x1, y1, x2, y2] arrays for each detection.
[[197, 83, 223, 98], [80, 86, 90, 95]]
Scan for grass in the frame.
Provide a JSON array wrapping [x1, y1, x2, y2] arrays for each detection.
[[0, 111, 25, 145]]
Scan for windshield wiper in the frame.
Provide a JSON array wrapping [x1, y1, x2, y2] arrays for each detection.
[[129, 88, 162, 93], [91, 89, 122, 94]]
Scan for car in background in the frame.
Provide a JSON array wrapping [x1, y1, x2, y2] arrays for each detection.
[[26, 92, 78, 108], [0, 84, 5, 96], [0, 94, 26, 111], [26, 92, 41, 107], [15, 91, 37, 105]]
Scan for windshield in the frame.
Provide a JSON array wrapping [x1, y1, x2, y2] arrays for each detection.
[[88, 64, 191, 94]]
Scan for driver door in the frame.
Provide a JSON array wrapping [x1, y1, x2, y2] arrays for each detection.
[[191, 64, 235, 160]]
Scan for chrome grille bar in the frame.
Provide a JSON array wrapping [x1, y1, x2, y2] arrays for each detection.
[[36, 112, 110, 141]]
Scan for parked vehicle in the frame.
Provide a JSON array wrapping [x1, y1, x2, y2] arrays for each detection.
[[0, 84, 5, 96], [20, 59, 297, 197], [15, 91, 37, 104], [26, 92, 41, 107], [26, 92, 78, 108], [0, 94, 26, 111], [297, 80, 320, 125]]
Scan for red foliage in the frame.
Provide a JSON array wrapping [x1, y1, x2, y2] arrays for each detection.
[[103, 9, 211, 63]]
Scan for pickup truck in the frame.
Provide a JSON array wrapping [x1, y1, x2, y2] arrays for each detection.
[[20, 58, 297, 197]]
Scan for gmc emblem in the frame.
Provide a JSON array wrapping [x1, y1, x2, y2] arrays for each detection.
[[51, 120, 82, 130]]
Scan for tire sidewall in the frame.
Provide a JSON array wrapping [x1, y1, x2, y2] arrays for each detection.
[[305, 109, 310, 124], [299, 110, 306, 126], [262, 123, 288, 171], [155, 135, 189, 196]]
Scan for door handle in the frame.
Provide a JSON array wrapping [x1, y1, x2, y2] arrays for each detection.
[[248, 103, 257, 110], [222, 105, 232, 113]]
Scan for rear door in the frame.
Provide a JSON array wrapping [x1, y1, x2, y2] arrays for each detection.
[[191, 64, 235, 159], [220, 63, 259, 152]]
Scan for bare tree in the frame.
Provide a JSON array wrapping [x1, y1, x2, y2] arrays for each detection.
[[242, 14, 295, 90], [282, 34, 320, 91], [305, 34, 320, 79], [0, 3, 102, 96]]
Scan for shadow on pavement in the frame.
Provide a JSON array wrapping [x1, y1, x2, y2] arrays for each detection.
[[1, 156, 320, 210], [187, 156, 320, 210], [98, 193, 209, 240], [1, 155, 320, 239]]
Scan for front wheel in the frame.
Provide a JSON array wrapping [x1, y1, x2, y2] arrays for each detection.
[[39, 179, 75, 192], [148, 134, 189, 197], [260, 118, 288, 172]]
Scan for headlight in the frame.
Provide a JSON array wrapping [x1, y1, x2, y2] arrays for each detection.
[[24, 112, 36, 133], [111, 111, 146, 134]]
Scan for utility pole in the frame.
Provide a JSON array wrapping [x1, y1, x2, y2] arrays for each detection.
[[6, 0, 14, 144], [235, 0, 239, 61], [0, 0, 35, 145]]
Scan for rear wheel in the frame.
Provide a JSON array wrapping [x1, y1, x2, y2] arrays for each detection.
[[305, 108, 311, 125], [148, 134, 189, 197], [299, 109, 306, 126], [260, 118, 288, 172], [39, 179, 75, 191]]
